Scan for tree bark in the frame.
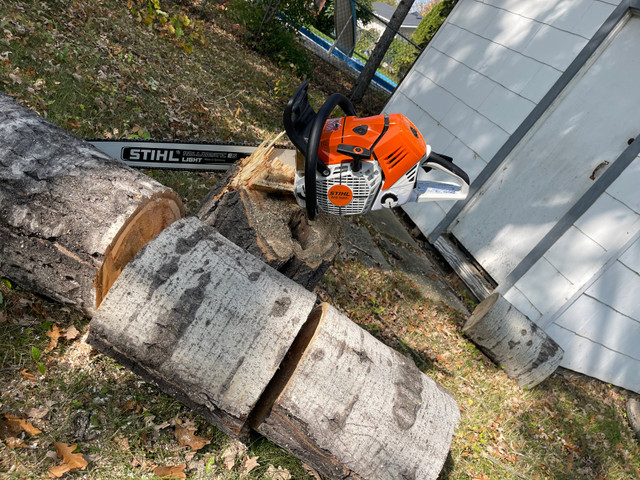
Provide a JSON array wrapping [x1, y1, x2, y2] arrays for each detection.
[[89, 217, 459, 477], [463, 293, 564, 388], [88, 217, 318, 439], [196, 139, 345, 290], [0, 93, 184, 315], [255, 302, 460, 480], [350, 0, 415, 104]]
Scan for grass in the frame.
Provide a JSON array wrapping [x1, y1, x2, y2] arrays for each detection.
[[1, 0, 640, 479]]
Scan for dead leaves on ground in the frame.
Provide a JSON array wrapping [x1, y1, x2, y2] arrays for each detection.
[[45, 323, 80, 353], [0, 413, 42, 449], [173, 418, 210, 451], [154, 463, 187, 479], [47, 442, 89, 477]]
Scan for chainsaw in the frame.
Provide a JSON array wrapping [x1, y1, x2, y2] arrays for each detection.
[[283, 82, 469, 220], [90, 82, 469, 220]]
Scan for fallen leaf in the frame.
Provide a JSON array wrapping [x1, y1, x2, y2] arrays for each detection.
[[154, 464, 187, 479], [9, 72, 22, 84], [26, 407, 49, 420], [221, 439, 246, 470], [2, 413, 42, 436], [265, 465, 292, 480], [114, 436, 130, 452], [45, 324, 62, 352], [174, 421, 209, 451], [123, 400, 142, 413], [4, 436, 26, 449], [242, 455, 259, 476], [20, 369, 37, 382], [302, 463, 322, 479], [65, 325, 80, 341], [47, 442, 88, 478]]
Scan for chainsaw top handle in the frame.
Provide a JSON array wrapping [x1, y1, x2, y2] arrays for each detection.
[[283, 81, 356, 220]]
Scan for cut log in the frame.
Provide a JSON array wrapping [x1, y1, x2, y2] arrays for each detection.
[[0, 93, 184, 315], [196, 137, 345, 290], [88, 217, 317, 438], [255, 303, 460, 480], [463, 293, 564, 388], [89, 216, 459, 477]]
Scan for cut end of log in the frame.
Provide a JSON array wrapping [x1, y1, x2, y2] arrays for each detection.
[[94, 190, 185, 308], [463, 292, 499, 332]]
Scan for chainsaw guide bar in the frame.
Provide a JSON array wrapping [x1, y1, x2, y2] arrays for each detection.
[[89, 139, 286, 171]]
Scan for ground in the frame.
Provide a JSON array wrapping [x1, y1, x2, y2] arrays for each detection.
[[1, 0, 640, 479]]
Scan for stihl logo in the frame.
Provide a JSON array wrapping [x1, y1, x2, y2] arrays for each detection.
[[327, 185, 353, 206], [122, 147, 180, 162]]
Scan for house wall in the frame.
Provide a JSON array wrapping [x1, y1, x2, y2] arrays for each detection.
[[502, 156, 640, 391], [384, 0, 640, 391], [384, 0, 621, 235]]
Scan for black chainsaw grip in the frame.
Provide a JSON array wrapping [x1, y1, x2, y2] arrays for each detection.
[[426, 151, 471, 186], [283, 81, 316, 156], [305, 92, 357, 220]]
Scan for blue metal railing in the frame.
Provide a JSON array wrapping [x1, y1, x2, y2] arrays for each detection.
[[298, 26, 397, 94]]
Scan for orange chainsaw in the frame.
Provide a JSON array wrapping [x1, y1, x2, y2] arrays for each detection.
[[284, 82, 469, 220]]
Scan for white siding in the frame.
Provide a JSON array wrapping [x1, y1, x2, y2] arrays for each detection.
[[504, 156, 640, 391], [387, 0, 620, 237]]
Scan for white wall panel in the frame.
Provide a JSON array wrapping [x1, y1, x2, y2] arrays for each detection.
[[554, 295, 640, 360], [513, 258, 575, 317], [522, 24, 589, 70], [620, 236, 640, 274], [585, 261, 640, 320], [477, 87, 536, 134], [543, 226, 606, 284], [547, 323, 640, 391], [573, 194, 640, 251]]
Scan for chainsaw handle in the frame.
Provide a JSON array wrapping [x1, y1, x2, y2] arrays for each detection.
[[417, 151, 470, 202], [283, 81, 315, 155], [305, 92, 357, 220], [424, 151, 470, 186]]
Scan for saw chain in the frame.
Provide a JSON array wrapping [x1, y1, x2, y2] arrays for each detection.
[[88, 139, 274, 171]]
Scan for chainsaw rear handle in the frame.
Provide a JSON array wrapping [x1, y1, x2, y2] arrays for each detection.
[[417, 151, 470, 201], [425, 151, 470, 186]]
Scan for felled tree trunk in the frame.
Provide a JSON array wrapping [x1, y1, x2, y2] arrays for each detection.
[[89, 217, 318, 438], [463, 293, 564, 388], [196, 138, 345, 290], [89, 217, 460, 479], [0, 93, 184, 315], [255, 302, 460, 480]]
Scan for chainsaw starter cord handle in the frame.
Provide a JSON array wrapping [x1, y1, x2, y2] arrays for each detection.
[[305, 93, 357, 220]]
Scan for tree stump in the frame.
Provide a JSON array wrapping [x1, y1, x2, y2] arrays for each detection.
[[88, 217, 317, 438], [463, 293, 564, 388], [196, 137, 345, 290], [255, 302, 460, 480], [0, 93, 184, 315]]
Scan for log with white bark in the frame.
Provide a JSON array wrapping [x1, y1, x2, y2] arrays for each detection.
[[255, 302, 460, 480], [89, 216, 460, 478], [196, 138, 345, 290], [88, 217, 317, 438], [0, 93, 184, 315], [463, 293, 564, 388]]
